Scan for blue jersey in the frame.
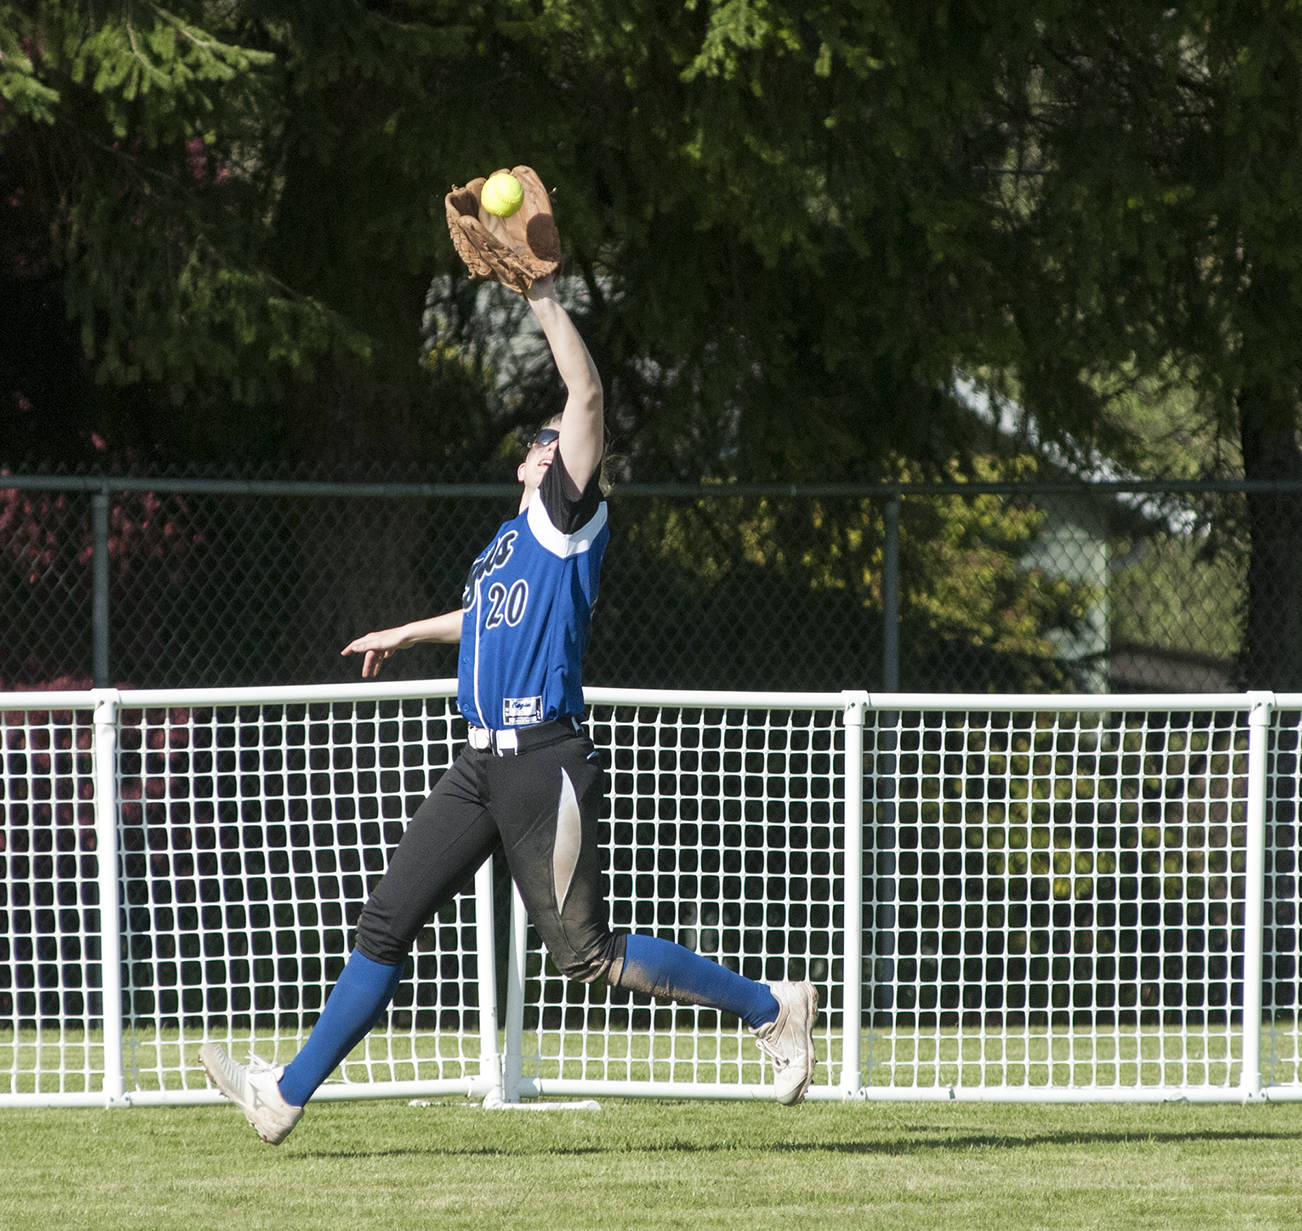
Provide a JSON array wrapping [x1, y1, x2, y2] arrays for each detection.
[[457, 453, 608, 729]]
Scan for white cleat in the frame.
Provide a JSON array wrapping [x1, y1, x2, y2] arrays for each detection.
[[753, 980, 818, 1106], [199, 1042, 304, 1145]]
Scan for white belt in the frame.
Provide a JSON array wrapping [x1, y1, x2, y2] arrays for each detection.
[[467, 726, 516, 752], [466, 718, 580, 756]]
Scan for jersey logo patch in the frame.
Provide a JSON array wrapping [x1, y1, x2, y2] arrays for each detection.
[[502, 696, 544, 726]]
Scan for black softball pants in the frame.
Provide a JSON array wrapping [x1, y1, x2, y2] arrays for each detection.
[[354, 723, 626, 985]]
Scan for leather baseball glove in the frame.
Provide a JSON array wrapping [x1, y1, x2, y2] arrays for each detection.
[[444, 165, 562, 294]]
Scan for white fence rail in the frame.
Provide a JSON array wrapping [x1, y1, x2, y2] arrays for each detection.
[[2, 684, 1300, 1107]]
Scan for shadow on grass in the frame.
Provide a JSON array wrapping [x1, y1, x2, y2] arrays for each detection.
[[299, 1125, 1302, 1162]]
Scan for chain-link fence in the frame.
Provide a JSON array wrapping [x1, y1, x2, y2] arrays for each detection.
[[2, 472, 1296, 694]]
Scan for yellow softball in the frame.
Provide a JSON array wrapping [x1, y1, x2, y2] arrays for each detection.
[[481, 172, 524, 218]]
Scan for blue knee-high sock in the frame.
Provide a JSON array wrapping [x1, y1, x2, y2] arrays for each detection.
[[278, 949, 403, 1107], [616, 934, 778, 1029]]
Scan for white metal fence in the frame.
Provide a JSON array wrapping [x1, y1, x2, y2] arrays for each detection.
[[2, 683, 1300, 1107]]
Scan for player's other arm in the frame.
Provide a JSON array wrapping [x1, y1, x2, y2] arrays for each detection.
[[341, 608, 464, 678], [526, 275, 604, 491]]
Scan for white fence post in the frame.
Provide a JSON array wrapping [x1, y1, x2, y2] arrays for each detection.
[[1239, 692, 1273, 1101], [91, 690, 126, 1106], [838, 693, 868, 1097], [473, 860, 502, 1100], [502, 881, 530, 1101]]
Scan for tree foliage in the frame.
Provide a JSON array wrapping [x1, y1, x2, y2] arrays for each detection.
[[993, 4, 1302, 683], [7, 2, 1302, 682], [2, 1, 1046, 476], [3, 2, 366, 464]]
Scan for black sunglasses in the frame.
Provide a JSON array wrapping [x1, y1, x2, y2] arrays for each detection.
[[529, 428, 560, 449]]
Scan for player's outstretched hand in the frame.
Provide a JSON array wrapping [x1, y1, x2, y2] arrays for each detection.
[[341, 628, 408, 678], [445, 165, 561, 295]]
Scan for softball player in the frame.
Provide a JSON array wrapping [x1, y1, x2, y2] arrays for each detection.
[[200, 277, 816, 1143]]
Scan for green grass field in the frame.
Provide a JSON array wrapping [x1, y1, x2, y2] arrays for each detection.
[[5, 1096, 1302, 1230]]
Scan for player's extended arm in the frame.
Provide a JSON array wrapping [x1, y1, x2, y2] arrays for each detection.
[[341, 608, 464, 678], [526, 276, 604, 492]]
